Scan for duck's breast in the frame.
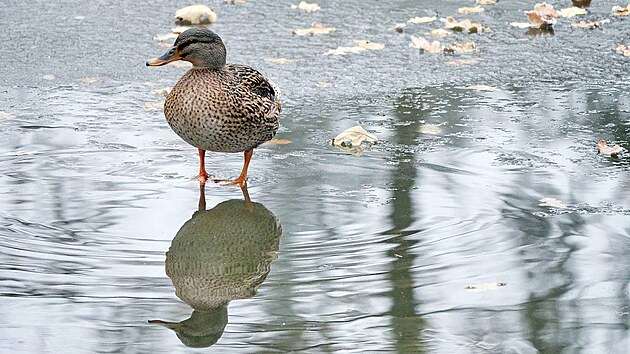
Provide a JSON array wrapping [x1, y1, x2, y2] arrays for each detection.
[[164, 69, 278, 153]]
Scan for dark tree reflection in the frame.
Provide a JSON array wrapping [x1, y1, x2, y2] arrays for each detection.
[[381, 89, 429, 353]]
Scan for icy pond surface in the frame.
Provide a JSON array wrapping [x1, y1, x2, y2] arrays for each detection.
[[1, 0, 629, 352]]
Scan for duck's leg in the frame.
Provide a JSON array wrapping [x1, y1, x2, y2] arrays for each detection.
[[239, 181, 254, 211], [216, 149, 253, 188], [198, 183, 207, 211], [196, 148, 210, 185]]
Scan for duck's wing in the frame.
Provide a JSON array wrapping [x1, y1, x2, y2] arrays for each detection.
[[226, 64, 281, 108], [222, 64, 281, 143]]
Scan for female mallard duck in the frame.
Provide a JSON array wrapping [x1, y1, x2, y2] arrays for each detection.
[[147, 28, 281, 187]]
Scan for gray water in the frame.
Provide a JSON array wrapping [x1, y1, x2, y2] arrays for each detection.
[[1, 0, 629, 353]]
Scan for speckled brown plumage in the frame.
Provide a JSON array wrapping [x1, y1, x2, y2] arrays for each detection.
[[147, 28, 281, 186], [165, 65, 280, 153]]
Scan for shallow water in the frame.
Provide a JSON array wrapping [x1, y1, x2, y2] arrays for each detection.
[[1, 0, 629, 353]]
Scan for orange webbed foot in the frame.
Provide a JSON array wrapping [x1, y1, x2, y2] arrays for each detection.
[[193, 171, 210, 185], [212, 149, 252, 188], [213, 176, 247, 188]]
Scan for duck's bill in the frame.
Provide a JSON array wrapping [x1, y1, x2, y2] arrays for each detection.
[[146, 47, 181, 66], [148, 319, 182, 329]]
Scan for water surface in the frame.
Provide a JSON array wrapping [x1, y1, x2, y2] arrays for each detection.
[[1, 0, 629, 353]]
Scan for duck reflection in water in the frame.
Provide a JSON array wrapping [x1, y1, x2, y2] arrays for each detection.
[[149, 183, 282, 348]]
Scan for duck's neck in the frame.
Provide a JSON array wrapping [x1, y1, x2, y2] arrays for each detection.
[[192, 64, 225, 70], [187, 50, 226, 69]]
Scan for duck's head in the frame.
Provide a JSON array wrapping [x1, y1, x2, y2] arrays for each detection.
[[147, 28, 226, 69]]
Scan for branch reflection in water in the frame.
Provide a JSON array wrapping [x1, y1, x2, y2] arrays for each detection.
[[149, 184, 282, 348]]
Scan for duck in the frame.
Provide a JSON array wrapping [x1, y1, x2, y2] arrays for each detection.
[[147, 28, 281, 187]]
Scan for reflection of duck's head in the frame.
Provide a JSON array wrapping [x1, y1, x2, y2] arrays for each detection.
[[150, 185, 281, 348], [149, 307, 227, 348]]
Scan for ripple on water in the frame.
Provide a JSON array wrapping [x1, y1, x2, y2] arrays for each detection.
[[0, 214, 171, 298]]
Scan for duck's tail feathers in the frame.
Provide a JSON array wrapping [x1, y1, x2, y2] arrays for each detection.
[[267, 79, 282, 103]]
